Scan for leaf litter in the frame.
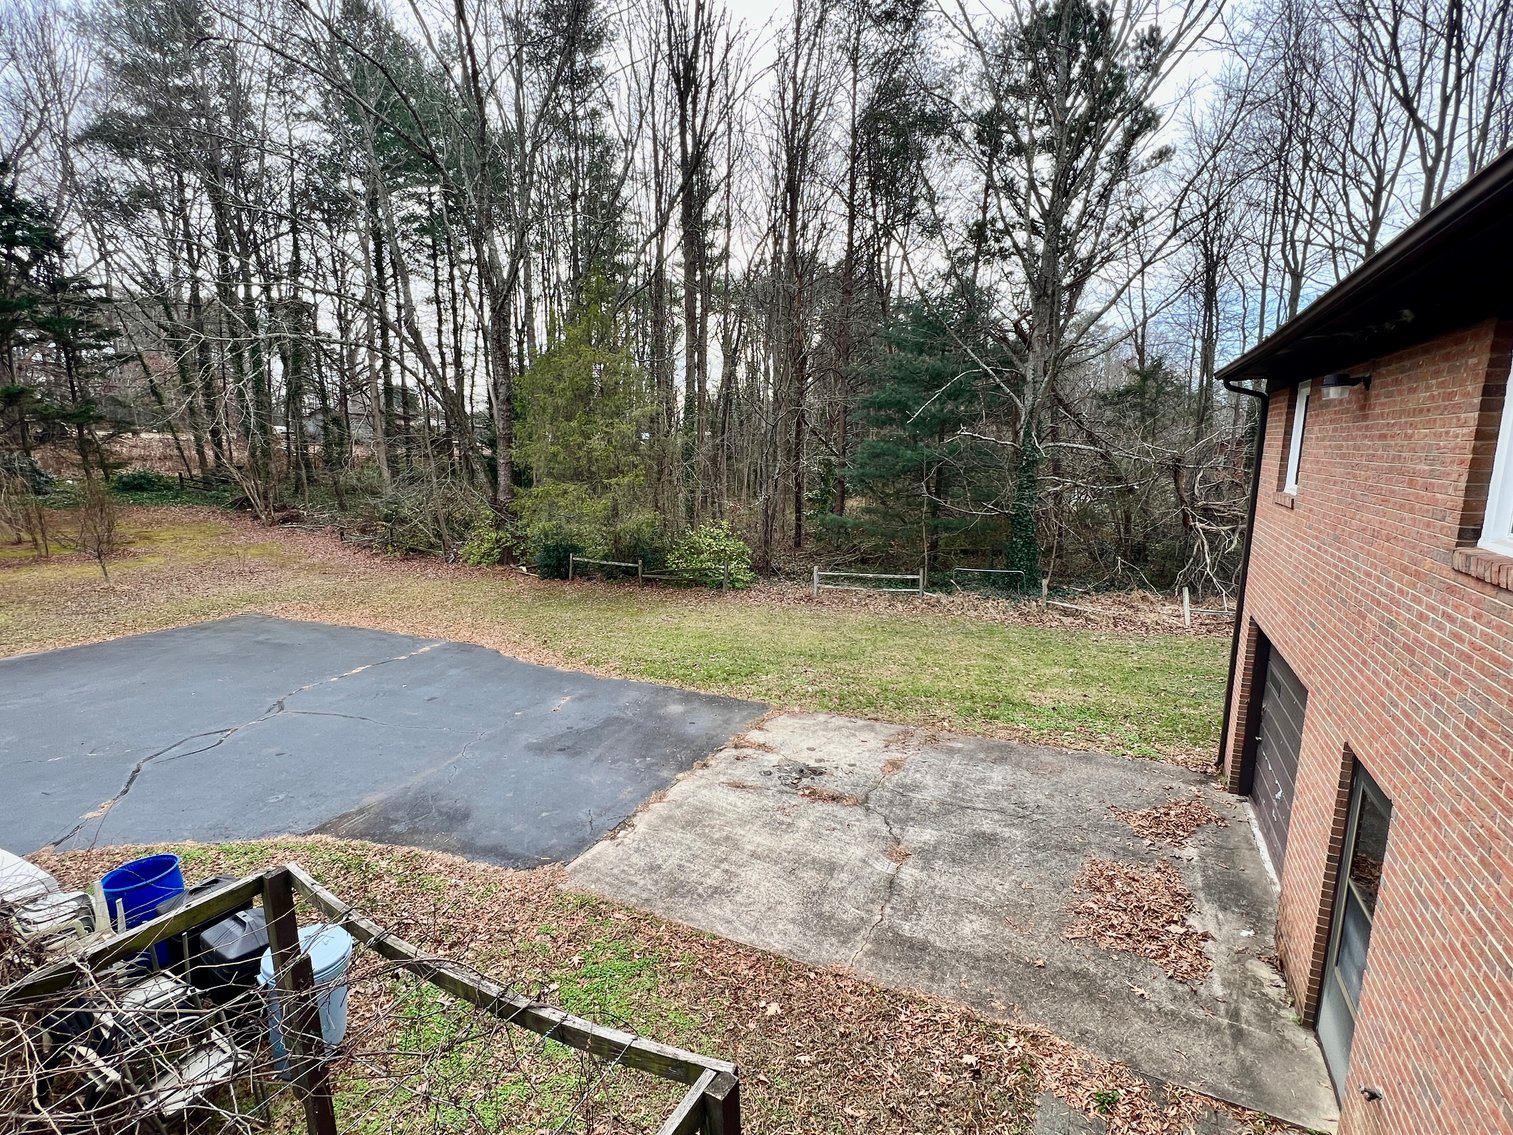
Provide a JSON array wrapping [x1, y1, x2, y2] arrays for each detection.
[[31, 838, 1283, 1134], [1065, 857, 1214, 983], [1109, 791, 1229, 846]]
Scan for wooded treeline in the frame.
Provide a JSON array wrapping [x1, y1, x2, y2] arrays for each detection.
[[1, 0, 1509, 591]]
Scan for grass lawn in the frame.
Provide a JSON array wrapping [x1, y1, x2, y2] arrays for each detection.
[[34, 838, 1267, 1135], [0, 505, 1227, 761]]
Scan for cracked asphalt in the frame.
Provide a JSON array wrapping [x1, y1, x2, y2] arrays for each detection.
[[1, 615, 761, 864]]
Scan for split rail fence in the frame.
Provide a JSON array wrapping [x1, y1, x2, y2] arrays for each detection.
[[568, 554, 734, 591], [2, 864, 740, 1135], [811, 567, 926, 596]]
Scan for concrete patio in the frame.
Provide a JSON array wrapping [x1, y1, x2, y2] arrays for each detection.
[[570, 712, 1337, 1132]]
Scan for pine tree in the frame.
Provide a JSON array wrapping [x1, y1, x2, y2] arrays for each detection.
[[0, 168, 120, 481], [832, 298, 1010, 576]]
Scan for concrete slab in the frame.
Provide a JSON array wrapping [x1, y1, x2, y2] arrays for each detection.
[[1, 616, 761, 865], [569, 713, 1337, 1131]]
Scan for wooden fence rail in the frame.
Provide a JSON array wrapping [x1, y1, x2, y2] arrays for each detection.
[[569, 554, 733, 591], [812, 567, 926, 597]]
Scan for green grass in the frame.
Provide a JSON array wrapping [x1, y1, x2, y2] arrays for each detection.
[[409, 579, 1226, 759], [0, 506, 1227, 759]]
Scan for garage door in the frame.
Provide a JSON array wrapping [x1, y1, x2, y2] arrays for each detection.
[[1254, 648, 1307, 872]]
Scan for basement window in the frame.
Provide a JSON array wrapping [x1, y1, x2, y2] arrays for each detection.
[[1283, 381, 1311, 495], [1481, 366, 1513, 556]]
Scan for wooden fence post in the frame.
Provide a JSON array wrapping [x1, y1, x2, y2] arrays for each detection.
[[722, 562, 730, 593], [262, 868, 338, 1135], [702, 1070, 741, 1134], [1182, 586, 1192, 628], [1039, 578, 1048, 607], [568, 554, 575, 582], [638, 559, 644, 587], [918, 567, 926, 595], [811, 566, 819, 598]]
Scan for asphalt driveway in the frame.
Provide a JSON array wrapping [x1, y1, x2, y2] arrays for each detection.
[[0, 616, 761, 864]]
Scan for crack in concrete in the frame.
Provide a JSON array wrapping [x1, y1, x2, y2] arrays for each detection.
[[282, 709, 464, 733], [847, 767, 909, 968], [47, 641, 445, 851]]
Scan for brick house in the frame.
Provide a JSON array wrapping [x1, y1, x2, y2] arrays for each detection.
[[1216, 148, 1513, 1135]]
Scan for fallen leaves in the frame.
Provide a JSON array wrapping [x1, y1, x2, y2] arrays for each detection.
[[1109, 791, 1229, 847], [1065, 857, 1214, 983], [31, 837, 1280, 1135]]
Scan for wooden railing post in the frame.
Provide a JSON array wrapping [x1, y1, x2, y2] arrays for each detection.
[[568, 554, 576, 582], [702, 1070, 741, 1134], [811, 566, 819, 598], [262, 868, 338, 1135]]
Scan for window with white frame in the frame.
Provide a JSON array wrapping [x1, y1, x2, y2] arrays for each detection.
[[1283, 380, 1311, 495], [1480, 366, 1513, 555]]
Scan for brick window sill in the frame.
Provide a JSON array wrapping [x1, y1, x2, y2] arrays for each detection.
[[1452, 546, 1513, 591], [1273, 491, 1296, 509]]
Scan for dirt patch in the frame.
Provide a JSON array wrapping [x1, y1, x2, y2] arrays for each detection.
[[1065, 857, 1213, 983], [1110, 792, 1229, 846], [798, 785, 861, 806]]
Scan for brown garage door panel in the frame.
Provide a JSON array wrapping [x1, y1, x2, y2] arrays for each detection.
[[1254, 650, 1307, 871]]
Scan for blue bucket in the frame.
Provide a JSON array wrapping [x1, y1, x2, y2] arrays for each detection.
[[258, 923, 355, 1068], [101, 854, 185, 966]]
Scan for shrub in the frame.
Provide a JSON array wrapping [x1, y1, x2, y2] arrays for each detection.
[[667, 521, 756, 588], [113, 468, 174, 494], [0, 452, 53, 496], [532, 532, 585, 579], [608, 512, 668, 571], [460, 510, 522, 567], [369, 478, 483, 560]]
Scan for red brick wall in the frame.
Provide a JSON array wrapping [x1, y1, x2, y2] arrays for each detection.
[[1221, 317, 1513, 1135]]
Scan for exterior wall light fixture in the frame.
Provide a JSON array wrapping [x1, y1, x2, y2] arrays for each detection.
[[1321, 371, 1372, 401]]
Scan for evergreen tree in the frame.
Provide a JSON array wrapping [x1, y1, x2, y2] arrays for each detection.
[[516, 278, 657, 549], [831, 298, 1011, 575], [0, 169, 120, 481]]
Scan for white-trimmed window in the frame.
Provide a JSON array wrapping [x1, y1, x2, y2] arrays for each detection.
[[1481, 367, 1513, 555], [1283, 380, 1311, 495]]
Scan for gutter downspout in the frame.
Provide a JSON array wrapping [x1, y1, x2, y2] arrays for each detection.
[[1215, 376, 1269, 773]]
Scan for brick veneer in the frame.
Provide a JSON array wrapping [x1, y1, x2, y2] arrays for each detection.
[[1221, 317, 1513, 1135]]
